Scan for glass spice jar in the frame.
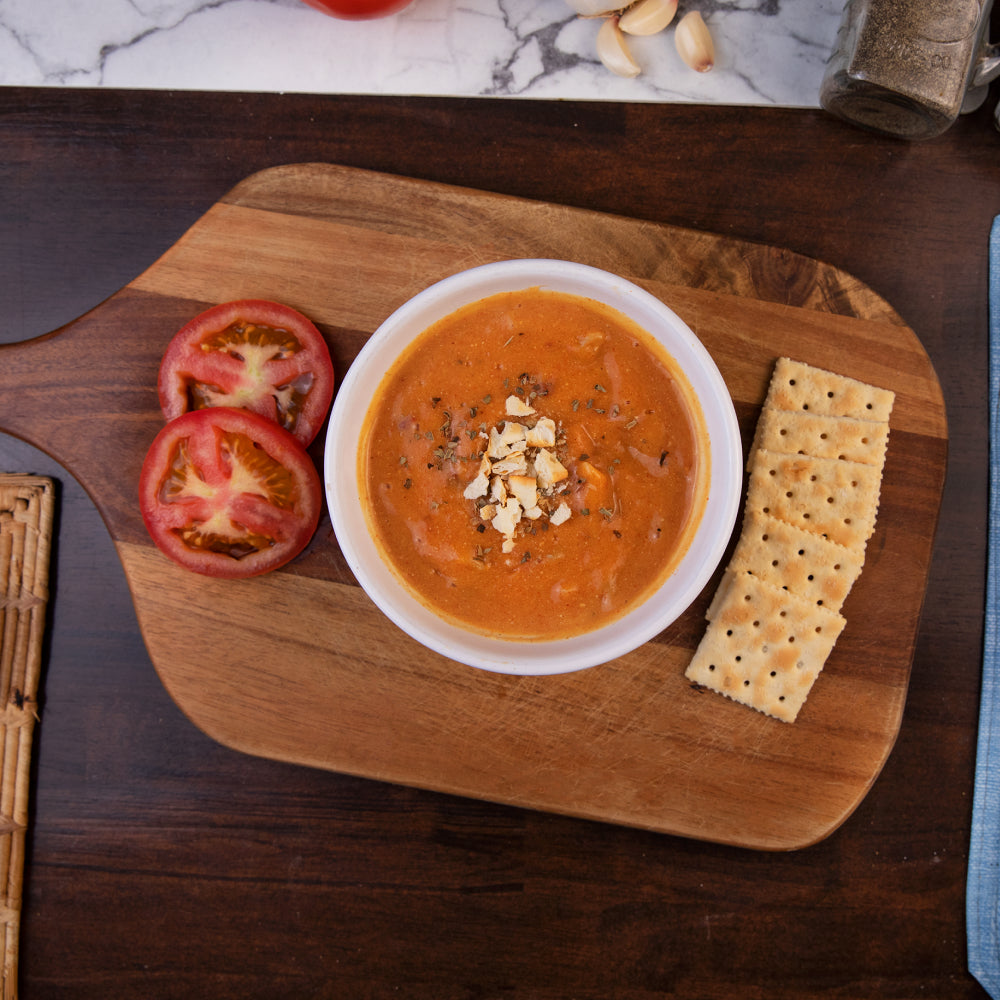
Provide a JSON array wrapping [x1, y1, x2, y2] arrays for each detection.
[[820, 0, 1000, 140]]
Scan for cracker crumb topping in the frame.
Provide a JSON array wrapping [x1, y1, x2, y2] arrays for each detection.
[[464, 406, 571, 555], [505, 394, 537, 417]]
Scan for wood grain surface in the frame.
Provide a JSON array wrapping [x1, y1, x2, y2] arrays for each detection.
[[0, 162, 947, 851], [1, 86, 995, 1000]]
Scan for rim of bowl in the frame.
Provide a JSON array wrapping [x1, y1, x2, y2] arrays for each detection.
[[324, 259, 742, 676]]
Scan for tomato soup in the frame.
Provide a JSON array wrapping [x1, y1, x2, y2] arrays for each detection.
[[359, 288, 709, 641]]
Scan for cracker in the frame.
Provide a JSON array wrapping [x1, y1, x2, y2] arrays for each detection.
[[749, 408, 889, 469], [763, 357, 895, 423], [686, 572, 846, 723], [744, 449, 883, 554], [724, 509, 864, 614], [687, 358, 894, 722], [704, 566, 737, 622]]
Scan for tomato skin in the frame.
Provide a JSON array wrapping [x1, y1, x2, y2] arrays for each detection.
[[139, 408, 322, 579], [158, 299, 334, 447], [298, 0, 413, 18]]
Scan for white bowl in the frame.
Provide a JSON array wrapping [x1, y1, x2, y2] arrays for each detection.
[[324, 259, 742, 676]]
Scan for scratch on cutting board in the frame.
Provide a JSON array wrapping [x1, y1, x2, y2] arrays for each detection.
[[702, 912, 737, 942]]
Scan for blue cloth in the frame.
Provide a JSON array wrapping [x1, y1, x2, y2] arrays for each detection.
[[968, 215, 1000, 1001]]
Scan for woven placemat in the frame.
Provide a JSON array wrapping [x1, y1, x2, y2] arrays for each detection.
[[0, 475, 54, 1000]]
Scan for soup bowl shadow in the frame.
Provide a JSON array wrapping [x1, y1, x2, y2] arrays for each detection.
[[324, 259, 742, 676]]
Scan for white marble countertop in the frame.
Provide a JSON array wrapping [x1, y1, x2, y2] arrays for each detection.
[[0, 0, 843, 107]]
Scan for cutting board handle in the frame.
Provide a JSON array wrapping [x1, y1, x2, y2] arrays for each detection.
[[0, 293, 166, 536]]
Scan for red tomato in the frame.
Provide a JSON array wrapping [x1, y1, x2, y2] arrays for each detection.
[[139, 408, 322, 578], [158, 299, 334, 447], [298, 0, 413, 18]]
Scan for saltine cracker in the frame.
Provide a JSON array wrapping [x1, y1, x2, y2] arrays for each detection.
[[687, 357, 894, 723], [686, 572, 847, 723], [764, 356, 895, 422], [744, 449, 883, 555]]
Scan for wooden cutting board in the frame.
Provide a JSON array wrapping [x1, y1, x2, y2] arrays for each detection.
[[0, 163, 947, 850]]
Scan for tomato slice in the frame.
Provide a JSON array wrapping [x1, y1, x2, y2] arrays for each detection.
[[158, 299, 334, 446], [139, 408, 322, 578]]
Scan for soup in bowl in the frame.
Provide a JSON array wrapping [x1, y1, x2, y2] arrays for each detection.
[[324, 260, 741, 675]]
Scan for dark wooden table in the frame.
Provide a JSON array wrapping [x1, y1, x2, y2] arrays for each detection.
[[1, 85, 997, 999]]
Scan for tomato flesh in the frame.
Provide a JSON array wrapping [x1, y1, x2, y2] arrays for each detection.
[[140, 408, 322, 578], [158, 300, 334, 447], [160, 430, 297, 557]]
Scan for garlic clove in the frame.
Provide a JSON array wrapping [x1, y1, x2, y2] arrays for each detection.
[[565, 0, 624, 14], [619, 0, 678, 36], [674, 10, 715, 72], [596, 17, 642, 78]]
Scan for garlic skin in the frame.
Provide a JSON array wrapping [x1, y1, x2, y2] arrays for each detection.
[[674, 10, 715, 72], [618, 0, 678, 36], [596, 16, 642, 78], [564, 0, 624, 15]]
